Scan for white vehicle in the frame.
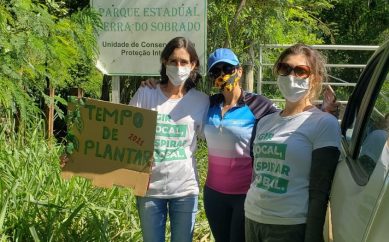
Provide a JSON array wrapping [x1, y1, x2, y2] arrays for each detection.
[[327, 40, 389, 241]]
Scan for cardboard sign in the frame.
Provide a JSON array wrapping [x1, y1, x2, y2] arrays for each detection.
[[90, 0, 207, 75], [61, 98, 157, 196]]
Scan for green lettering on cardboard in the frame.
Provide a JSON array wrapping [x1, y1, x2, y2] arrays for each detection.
[[96, 107, 103, 121], [103, 144, 113, 159], [120, 110, 132, 125], [126, 148, 137, 163], [95, 141, 103, 157], [143, 151, 152, 164], [133, 112, 143, 128], [84, 140, 94, 154], [102, 126, 111, 139], [114, 147, 125, 161], [85, 104, 96, 120], [111, 128, 118, 141], [103, 108, 118, 123], [134, 150, 143, 164]]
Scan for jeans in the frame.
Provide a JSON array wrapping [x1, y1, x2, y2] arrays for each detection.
[[136, 195, 198, 242]]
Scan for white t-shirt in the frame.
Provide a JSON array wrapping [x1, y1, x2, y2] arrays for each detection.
[[129, 85, 209, 198], [245, 107, 341, 225]]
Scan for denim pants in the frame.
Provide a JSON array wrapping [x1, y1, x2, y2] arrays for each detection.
[[136, 195, 198, 242]]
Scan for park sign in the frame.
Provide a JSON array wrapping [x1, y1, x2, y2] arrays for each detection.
[[91, 0, 207, 76], [61, 98, 157, 196]]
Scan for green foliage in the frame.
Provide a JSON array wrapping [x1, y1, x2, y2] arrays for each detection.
[[205, 0, 335, 98], [64, 96, 85, 154], [318, 0, 389, 103], [205, 0, 387, 103], [0, 0, 102, 125], [323, 0, 388, 45], [0, 118, 142, 241], [0, 117, 211, 241], [207, 0, 333, 58], [1, 1, 388, 241]]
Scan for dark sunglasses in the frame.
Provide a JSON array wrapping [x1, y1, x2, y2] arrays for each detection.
[[209, 64, 237, 79], [276, 63, 311, 79]]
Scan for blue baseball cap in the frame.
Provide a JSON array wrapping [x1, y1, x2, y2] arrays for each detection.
[[207, 48, 240, 72]]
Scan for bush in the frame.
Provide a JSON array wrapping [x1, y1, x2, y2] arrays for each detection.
[[0, 118, 212, 241]]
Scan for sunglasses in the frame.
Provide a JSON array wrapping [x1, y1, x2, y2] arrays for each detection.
[[209, 64, 237, 79], [276, 63, 311, 79]]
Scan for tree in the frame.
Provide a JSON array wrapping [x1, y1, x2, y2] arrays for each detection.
[[207, 0, 335, 92], [320, 0, 389, 101], [0, 0, 101, 129]]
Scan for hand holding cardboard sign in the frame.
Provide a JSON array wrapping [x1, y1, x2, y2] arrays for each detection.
[[60, 154, 69, 168]]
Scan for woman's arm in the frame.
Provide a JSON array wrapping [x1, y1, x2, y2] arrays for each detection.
[[305, 146, 340, 242]]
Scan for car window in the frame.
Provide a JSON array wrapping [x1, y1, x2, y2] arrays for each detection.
[[343, 53, 382, 142], [357, 74, 388, 176], [341, 45, 389, 184]]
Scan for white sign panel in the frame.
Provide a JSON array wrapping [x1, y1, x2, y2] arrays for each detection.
[[91, 0, 207, 76]]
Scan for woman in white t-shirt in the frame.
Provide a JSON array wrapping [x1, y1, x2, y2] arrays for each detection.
[[129, 37, 209, 242], [245, 43, 341, 242]]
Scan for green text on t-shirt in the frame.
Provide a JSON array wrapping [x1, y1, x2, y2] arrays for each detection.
[[253, 142, 286, 160]]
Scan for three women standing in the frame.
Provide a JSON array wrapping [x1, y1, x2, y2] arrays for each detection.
[[135, 42, 340, 242]]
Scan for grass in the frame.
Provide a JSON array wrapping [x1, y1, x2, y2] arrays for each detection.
[[0, 119, 213, 241]]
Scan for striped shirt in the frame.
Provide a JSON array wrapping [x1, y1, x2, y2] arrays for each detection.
[[204, 90, 277, 194]]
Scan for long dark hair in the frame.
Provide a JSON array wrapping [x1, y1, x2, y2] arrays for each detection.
[[160, 37, 201, 92]]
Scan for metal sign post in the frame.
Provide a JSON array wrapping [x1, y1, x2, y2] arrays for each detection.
[[111, 76, 120, 103]]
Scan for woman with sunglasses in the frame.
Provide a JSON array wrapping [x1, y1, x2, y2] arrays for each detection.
[[130, 37, 209, 242], [203, 48, 277, 242], [244, 43, 341, 242]]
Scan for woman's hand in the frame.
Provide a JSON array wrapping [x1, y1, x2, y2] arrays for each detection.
[[60, 154, 70, 168], [322, 85, 340, 116], [140, 78, 159, 89]]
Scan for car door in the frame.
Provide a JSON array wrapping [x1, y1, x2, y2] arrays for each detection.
[[329, 40, 389, 242]]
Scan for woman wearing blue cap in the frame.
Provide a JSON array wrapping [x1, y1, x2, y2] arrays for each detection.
[[203, 48, 277, 242]]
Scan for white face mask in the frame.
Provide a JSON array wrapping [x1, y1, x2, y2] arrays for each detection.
[[277, 75, 310, 102], [166, 65, 192, 86]]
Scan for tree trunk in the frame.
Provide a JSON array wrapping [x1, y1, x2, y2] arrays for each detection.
[[243, 44, 255, 92], [223, 0, 247, 48], [45, 84, 55, 139]]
